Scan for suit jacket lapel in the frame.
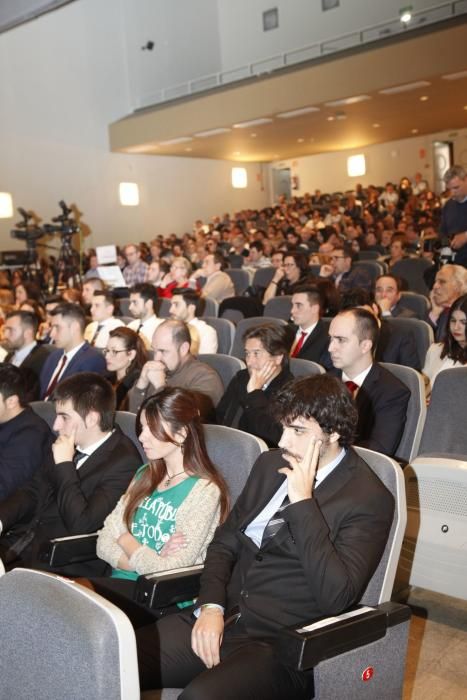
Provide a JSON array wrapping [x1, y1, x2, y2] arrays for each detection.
[[76, 428, 118, 479]]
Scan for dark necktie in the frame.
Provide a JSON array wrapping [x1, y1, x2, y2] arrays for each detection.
[[137, 321, 144, 333], [44, 354, 67, 400], [73, 449, 87, 467], [90, 324, 103, 346], [261, 494, 290, 546], [345, 380, 359, 397], [291, 331, 307, 358]]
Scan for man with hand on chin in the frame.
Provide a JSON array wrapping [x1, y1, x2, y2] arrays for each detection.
[[136, 374, 395, 699], [216, 323, 293, 446]]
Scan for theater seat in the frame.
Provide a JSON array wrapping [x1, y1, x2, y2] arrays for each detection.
[[0, 568, 140, 699]]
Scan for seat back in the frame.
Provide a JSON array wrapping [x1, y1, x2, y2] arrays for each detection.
[[417, 366, 467, 457], [202, 296, 219, 318], [158, 298, 171, 318], [354, 447, 407, 605], [397, 456, 467, 600], [198, 354, 245, 391], [115, 410, 146, 463], [225, 268, 251, 295], [231, 316, 287, 359], [227, 253, 245, 269], [0, 568, 139, 700], [30, 400, 56, 431], [289, 358, 325, 378], [203, 425, 267, 504], [385, 317, 433, 368], [380, 363, 426, 463], [264, 295, 292, 321], [252, 266, 275, 289], [399, 291, 430, 320], [358, 250, 380, 260], [391, 258, 432, 296], [203, 317, 235, 354], [353, 260, 386, 281], [119, 298, 131, 316]]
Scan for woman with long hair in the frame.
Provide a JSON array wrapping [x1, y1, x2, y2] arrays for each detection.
[[423, 293, 467, 389], [96, 387, 229, 581], [104, 327, 148, 410]]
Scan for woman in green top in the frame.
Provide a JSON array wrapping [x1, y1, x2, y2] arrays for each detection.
[[96, 387, 229, 581]]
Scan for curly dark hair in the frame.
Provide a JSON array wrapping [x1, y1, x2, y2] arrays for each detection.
[[273, 374, 358, 449], [440, 293, 467, 365]]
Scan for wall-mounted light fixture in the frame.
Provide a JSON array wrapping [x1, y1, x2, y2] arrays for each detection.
[[399, 6, 413, 24], [231, 168, 248, 189], [119, 183, 140, 206], [347, 155, 366, 177], [0, 192, 13, 218]]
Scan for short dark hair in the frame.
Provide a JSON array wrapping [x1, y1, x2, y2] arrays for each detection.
[[292, 285, 323, 314], [171, 288, 205, 316], [341, 308, 379, 349], [93, 289, 118, 312], [212, 251, 227, 270], [130, 283, 159, 312], [0, 363, 27, 407], [375, 274, 403, 292], [82, 278, 105, 292], [6, 310, 39, 336], [243, 323, 289, 366], [273, 374, 357, 449], [250, 240, 264, 253], [44, 294, 64, 307], [50, 303, 86, 333], [53, 372, 116, 431]]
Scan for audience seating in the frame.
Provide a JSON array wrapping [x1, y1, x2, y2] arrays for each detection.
[[198, 353, 245, 391], [358, 250, 380, 260], [385, 317, 434, 368], [203, 316, 235, 354], [158, 298, 171, 318], [353, 259, 387, 281], [399, 291, 430, 320], [30, 400, 56, 431], [396, 367, 467, 600], [225, 268, 252, 295], [119, 298, 131, 316], [227, 253, 245, 269], [144, 446, 411, 700], [391, 258, 432, 297], [231, 316, 287, 359], [120, 315, 134, 325], [252, 265, 275, 289], [202, 296, 219, 318], [380, 363, 426, 464], [289, 357, 325, 377], [264, 295, 293, 321], [0, 568, 140, 699], [115, 410, 147, 463]]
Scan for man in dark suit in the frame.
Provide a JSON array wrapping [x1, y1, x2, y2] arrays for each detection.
[[136, 374, 394, 698], [0, 373, 142, 576], [374, 275, 417, 318], [329, 308, 410, 456], [0, 363, 53, 501], [2, 310, 54, 400], [289, 285, 331, 367], [40, 303, 106, 399]]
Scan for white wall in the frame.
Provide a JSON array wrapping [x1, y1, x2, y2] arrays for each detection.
[[0, 0, 269, 253], [271, 127, 467, 196]]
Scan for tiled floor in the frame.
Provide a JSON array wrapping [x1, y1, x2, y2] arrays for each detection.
[[402, 588, 467, 700]]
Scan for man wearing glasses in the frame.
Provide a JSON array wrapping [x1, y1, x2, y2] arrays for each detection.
[[320, 243, 372, 293]]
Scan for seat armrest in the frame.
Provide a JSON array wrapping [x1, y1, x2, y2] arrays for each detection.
[[134, 564, 204, 609], [274, 602, 411, 671], [38, 533, 99, 567]]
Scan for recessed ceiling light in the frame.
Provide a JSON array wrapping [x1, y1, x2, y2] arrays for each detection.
[[399, 7, 413, 24], [379, 81, 430, 95], [233, 118, 273, 129], [185, 147, 193, 152], [194, 128, 231, 138], [411, 128, 419, 134], [273, 154, 279, 158], [233, 151, 241, 156], [159, 136, 193, 146], [442, 70, 467, 81], [335, 113, 347, 121], [325, 95, 371, 107], [372, 123, 381, 128], [420, 95, 429, 101], [250, 133, 257, 138], [327, 115, 335, 121], [297, 138, 305, 143], [276, 106, 320, 118]]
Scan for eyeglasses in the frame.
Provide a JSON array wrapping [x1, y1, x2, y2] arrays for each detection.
[[103, 348, 128, 357], [283, 263, 297, 268], [330, 255, 345, 260]]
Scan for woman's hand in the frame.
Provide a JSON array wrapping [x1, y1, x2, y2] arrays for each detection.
[[191, 607, 224, 668], [159, 531, 187, 558]]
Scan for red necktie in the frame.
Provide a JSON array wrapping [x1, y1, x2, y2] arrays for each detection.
[[44, 354, 67, 400], [345, 380, 359, 397], [291, 331, 307, 358]]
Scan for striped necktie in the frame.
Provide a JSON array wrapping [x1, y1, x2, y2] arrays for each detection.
[[261, 494, 290, 546]]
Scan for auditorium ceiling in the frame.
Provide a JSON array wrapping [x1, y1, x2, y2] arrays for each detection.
[[109, 21, 467, 163]]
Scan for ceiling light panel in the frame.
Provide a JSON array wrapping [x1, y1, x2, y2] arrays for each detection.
[[194, 128, 231, 138], [276, 106, 320, 118], [159, 136, 193, 145], [441, 70, 467, 81], [379, 81, 430, 95], [233, 118, 273, 129], [325, 95, 371, 107]]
